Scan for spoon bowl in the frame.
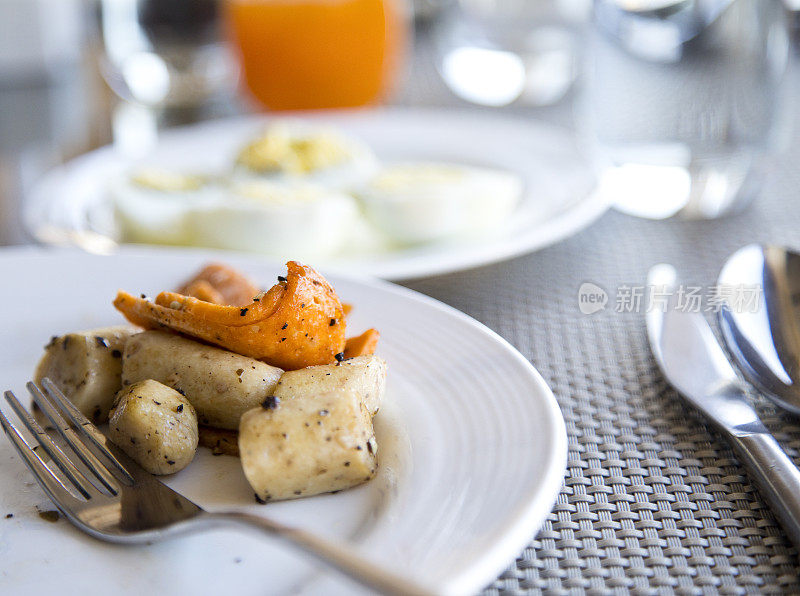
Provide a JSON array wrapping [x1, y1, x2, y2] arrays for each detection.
[[718, 243, 800, 415]]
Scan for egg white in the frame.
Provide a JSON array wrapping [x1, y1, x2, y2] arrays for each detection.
[[111, 170, 222, 246], [184, 180, 360, 259], [357, 162, 524, 244]]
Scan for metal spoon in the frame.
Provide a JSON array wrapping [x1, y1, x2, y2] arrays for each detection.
[[717, 243, 800, 415]]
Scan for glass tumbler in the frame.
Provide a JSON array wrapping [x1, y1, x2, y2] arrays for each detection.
[[100, 0, 238, 110], [99, 0, 240, 156], [434, 0, 591, 107], [224, 0, 411, 110], [578, 0, 789, 220]]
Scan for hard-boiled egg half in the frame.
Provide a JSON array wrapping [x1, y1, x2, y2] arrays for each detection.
[[234, 122, 378, 192], [111, 169, 221, 246], [111, 127, 525, 257], [113, 170, 359, 259], [185, 180, 359, 260], [357, 162, 523, 244]]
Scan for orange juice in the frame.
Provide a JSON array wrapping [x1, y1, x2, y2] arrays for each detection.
[[225, 0, 408, 110]]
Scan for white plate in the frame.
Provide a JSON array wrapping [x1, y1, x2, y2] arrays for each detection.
[[25, 108, 605, 280], [0, 247, 566, 595]]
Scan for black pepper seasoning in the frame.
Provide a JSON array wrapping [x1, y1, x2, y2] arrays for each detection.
[[261, 395, 281, 410], [335, 352, 345, 363], [277, 275, 287, 282], [176, 404, 183, 413], [281, 323, 288, 330], [240, 307, 248, 316], [329, 318, 336, 326]]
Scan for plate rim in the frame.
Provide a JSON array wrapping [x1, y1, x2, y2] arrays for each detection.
[[0, 245, 568, 594], [24, 107, 607, 281]]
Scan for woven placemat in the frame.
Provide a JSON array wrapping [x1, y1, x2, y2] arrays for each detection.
[[402, 162, 800, 593]]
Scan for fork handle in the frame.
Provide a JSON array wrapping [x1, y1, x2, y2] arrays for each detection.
[[729, 432, 800, 548], [201, 511, 436, 596]]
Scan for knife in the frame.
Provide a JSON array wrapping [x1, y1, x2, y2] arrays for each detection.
[[646, 264, 800, 548]]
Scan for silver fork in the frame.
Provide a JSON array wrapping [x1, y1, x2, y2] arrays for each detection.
[[0, 378, 434, 596]]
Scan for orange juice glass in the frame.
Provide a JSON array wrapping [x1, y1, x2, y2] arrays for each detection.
[[224, 0, 409, 110]]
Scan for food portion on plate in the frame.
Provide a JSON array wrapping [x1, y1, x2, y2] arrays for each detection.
[[32, 261, 386, 502], [233, 122, 379, 191], [358, 162, 523, 244], [113, 260, 348, 370], [110, 120, 524, 259]]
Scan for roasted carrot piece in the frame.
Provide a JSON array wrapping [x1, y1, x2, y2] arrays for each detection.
[[114, 261, 346, 370], [181, 279, 225, 305], [343, 328, 380, 358], [177, 263, 260, 306]]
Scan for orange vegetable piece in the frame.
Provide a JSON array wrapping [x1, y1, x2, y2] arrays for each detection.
[[180, 280, 225, 305], [114, 261, 346, 370], [343, 328, 380, 358], [177, 263, 260, 307]]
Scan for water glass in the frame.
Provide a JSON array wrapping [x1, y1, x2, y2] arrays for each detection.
[[434, 0, 590, 107], [578, 0, 789, 220], [100, 0, 238, 110]]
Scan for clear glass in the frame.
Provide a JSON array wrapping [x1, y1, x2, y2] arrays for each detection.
[[99, 0, 238, 110], [433, 0, 591, 107], [578, 0, 789, 220], [98, 0, 240, 157]]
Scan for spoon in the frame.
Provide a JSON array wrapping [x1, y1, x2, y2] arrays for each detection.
[[717, 243, 800, 415]]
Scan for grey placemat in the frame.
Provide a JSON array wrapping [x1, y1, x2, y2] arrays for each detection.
[[402, 164, 800, 593]]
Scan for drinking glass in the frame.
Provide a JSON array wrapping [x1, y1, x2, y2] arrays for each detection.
[[578, 0, 789, 220], [433, 0, 591, 107], [99, 0, 240, 157], [224, 0, 411, 110], [100, 0, 238, 110]]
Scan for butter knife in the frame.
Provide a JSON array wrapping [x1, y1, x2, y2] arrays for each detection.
[[646, 264, 800, 548]]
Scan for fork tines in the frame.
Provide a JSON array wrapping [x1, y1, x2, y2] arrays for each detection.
[[0, 378, 133, 505]]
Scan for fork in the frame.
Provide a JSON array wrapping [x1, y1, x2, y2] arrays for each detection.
[[0, 378, 434, 596]]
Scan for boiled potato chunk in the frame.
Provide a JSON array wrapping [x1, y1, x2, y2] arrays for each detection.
[[239, 389, 377, 502], [122, 331, 283, 430], [109, 379, 198, 475], [274, 355, 386, 416], [34, 326, 139, 423]]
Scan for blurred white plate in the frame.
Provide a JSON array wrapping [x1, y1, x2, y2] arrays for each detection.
[[25, 108, 604, 280], [0, 246, 567, 595]]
